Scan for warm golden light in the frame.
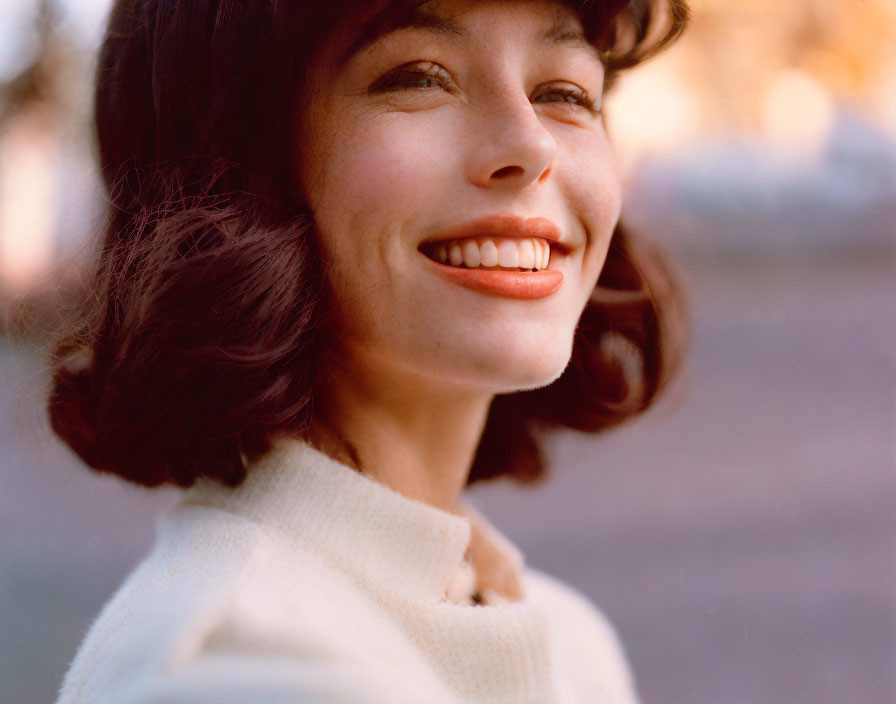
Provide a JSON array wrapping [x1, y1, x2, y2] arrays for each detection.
[[605, 0, 896, 172], [0, 109, 57, 291], [605, 58, 701, 173], [761, 69, 835, 156]]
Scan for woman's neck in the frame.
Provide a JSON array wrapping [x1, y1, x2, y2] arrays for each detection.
[[305, 355, 493, 514]]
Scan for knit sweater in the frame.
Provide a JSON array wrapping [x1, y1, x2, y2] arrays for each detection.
[[57, 437, 640, 704]]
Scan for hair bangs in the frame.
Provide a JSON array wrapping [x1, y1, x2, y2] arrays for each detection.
[[323, 0, 689, 80]]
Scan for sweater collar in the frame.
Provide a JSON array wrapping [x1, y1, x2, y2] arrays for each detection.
[[183, 436, 519, 605]]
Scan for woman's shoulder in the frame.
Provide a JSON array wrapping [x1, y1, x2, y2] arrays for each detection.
[[522, 566, 626, 645], [57, 501, 423, 704], [522, 567, 641, 704]]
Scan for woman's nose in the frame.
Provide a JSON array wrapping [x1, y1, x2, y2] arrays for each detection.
[[466, 90, 558, 189]]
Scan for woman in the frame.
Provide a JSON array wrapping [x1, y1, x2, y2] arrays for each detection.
[[51, 0, 689, 701]]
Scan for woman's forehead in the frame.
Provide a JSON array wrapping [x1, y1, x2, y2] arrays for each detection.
[[335, 0, 587, 67], [411, 0, 576, 20], [392, 0, 584, 38]]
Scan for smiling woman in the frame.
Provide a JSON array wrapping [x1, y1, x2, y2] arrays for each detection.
[[49, 0, 689, 702]]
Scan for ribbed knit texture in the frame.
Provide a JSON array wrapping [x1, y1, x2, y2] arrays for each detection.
[[56, 437, 640, 703]]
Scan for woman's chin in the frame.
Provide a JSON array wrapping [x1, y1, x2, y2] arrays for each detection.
[[439, 345, 573, 394], [492, 361, 569, 393]]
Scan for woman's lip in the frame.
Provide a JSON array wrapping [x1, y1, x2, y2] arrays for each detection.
[[421, 251, 563, 300], [421, 213, 570, 254]]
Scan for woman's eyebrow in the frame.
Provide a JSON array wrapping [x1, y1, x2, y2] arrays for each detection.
[[337, 10, 464, 66], [391, 9, 467, 40], [544, 26, 603, 66], [338, 8, 603, 68]]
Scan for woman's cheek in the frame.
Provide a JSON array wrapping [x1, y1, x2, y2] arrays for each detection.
[[576, 132, 622, 220], [333, 114, 457, 211], [567, 138, 622, 284], [311, 114, 457, 307]]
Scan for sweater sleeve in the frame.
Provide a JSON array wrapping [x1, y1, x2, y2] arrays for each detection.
[[55, 514, 453, 704], [113, 653, 435, 704], [524, 568, 641, 704]]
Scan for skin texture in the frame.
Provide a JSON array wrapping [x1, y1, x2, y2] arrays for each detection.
[[293, 0, 622, 526]]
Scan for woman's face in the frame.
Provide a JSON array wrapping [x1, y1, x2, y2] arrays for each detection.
[[295, 0, 621, 393]]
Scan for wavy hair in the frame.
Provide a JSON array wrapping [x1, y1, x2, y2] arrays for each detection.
[[48, 0, 690, 488]]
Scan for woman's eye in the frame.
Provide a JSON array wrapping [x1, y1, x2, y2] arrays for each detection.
[[533, 86, 599, 113], [370, 62, 452, 93], [369, 62, 600, 114]]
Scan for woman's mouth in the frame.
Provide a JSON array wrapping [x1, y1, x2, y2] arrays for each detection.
[[419, 236, 563, 300], [420, 236, 553, 271]]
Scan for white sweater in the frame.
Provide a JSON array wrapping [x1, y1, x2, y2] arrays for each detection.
[[57, 437, 640, 704]]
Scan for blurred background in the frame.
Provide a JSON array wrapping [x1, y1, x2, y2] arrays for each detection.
[[1, 0, 894, 702]]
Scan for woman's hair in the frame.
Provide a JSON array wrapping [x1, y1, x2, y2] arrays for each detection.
[[48, 0, 690, 488]]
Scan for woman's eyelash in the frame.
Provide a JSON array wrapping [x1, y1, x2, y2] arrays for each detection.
[[370, 61, 600, 113], [372, 62, 449, 92], [532, 87, 598, 112]]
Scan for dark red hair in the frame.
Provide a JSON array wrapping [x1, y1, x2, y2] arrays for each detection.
[[48, 0, 690, 488]]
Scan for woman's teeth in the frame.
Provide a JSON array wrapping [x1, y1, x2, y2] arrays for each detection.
[[429, 237, 552, 271]]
